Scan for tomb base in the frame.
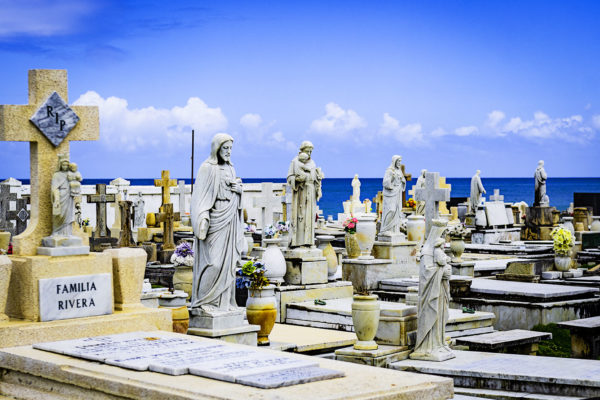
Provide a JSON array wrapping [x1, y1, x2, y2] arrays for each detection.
[[0, 308, 172, 348], [283, 247, 328, 285], [451, 261, 475, 277], [471, 227, 521, 244], [335, 345, 410, 367], [341, 258, 393, 292], [275, 281, 353, 323], [409, 348, 456, 362], [189, 308, 246, 330], [187, 324, 260, 346], [37, 235, 90, 256], [521, 206, 560, 240], [89, 236, 118, 252], [372, 240, 419, 277]]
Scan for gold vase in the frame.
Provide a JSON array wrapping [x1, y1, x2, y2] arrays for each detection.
[[345, 233, 361, 259]]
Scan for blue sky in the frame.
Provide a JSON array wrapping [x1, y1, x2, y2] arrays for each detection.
[[1, 0, 599, 179]]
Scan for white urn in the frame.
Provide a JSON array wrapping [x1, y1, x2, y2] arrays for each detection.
[[407, 215, 426, 244], [262, 238, 286, 284], [355, 214, 377, 259]]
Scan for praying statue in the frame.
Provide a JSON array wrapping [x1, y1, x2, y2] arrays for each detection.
[[380, 155, 406, 235], [534, 160, 549, 207], [190, 133, 245, 312], [415, 169, 427, 215], [469, 170, 486, 213], [50, 154, 78, 237], [287, 141, 324, 247], [410, 218, 455, 362], [351, 174, 361, 204], [133, 192, 145, 228]]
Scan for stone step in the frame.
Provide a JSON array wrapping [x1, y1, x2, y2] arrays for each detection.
[[453, 387, 586, 399], [455, 329, 551, 355], [390, 350, 600, 397]]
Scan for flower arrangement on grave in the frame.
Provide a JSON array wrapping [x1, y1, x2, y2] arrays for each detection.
[[399, 219, 408, 234], [551, 227, 575, 256], [343, 216, 358, 234], [236, 259, 269, 290], [275, 220, 290, 234], [447, 223, 470, 239], [170, 241, 194, 267], [263, 224, 276, 238], [81, 217, 90, 227], [405, 198, 416, 209], [244, 224, 256, 234]]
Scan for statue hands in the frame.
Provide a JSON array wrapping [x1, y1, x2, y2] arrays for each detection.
[[230, 179, 242, 194], [197, 218, 209, 240]]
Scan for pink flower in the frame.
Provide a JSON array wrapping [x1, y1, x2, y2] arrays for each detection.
[[352, 218, 358, 223], [348, 222, 355, 229]]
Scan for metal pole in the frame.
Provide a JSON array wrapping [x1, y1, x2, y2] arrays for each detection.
[[191, 129, 195, 193]]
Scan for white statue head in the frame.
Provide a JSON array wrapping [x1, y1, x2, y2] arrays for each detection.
[[299, 141, 314, 158], [57, 154, 70, 172], [476, 169, 480, 175], [207, 133, 235, 165], [390, 155, 402, 170], [538, 160, 544, 167]]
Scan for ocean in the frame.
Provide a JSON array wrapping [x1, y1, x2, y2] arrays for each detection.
[[12, 177, 600, 219]]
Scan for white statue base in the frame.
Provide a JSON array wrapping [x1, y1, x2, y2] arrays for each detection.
[[187, 308, 259, 346], [37, 235, 90, 256], [409, 348, 455, 362], [376, 232, 406, 245]]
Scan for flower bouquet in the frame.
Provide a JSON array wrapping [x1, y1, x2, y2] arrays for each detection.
[[275, 221, 290, 234], [447, 223, 470, 239], [343, 216, 358, 234], [405, 198, 416, 209], [236, 260, 269, 290], [170, 242, 194, 266], [245, 224, 256, 234], [263, 224, 276, 238], [551, 227, 574, 256]]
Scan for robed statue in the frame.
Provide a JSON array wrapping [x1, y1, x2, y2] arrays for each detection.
[[287, 141, 323, 247], [50, 154, 78, 237], [380, 155, 406, 235], [469, 170, 486, 214], [534, 160, 549, 207], [410, 218, 455, 362], [190, 133, 245, 312], [415, 169, 427, 216]]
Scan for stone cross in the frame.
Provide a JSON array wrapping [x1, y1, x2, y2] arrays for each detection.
[[154, 203, 180, 251], [489, 189, 504, 202], [6, 197, 30, 235], [0, 70, 99, 255], [117, 200, 135, 248], [372, 191, 383, 221], [175, 180, 187, 214], [400, 164, 412, 206], [0, 184, 17, 233], [252, 182, 280, 228], [86, 184, 115, 238], [154, 170, 177, 208], [109, 177, 130, 234], [414, 172, 450, 236], [281, 185, 293, 222]]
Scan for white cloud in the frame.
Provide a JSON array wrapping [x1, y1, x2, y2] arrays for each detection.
[[454, 126, 479, 136], [497, 111, 591, 142], [486, 110, 505, 128], [0, 0, 97, 37], [592, 115, 600, 129], [270, 131, 297, 151], [378, 113, 425, 145], [309, 102, 367, 136], [73, 91, 228, 151], [430, 127, 447, 137], [240, 113, 262, 129]]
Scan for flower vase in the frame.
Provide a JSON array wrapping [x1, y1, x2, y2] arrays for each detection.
[[554, 255, 572, 272], [262, 238, 286, 284], [407, 215, 426, 244], [277, 232, 290, 248], [246, 285, 277, 346], [591, 216, 600, 232], [345, 233, 361, 259], [351, 294, 380, 350], [317, 235, 338, 280], [172, 264, 193, 300], [355, 214, 377, 259], [562, 217, 575, 235], [449, 236, 466, 263], [244, 231, 254, 255]]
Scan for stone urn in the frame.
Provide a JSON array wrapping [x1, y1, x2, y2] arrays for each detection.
[[172, 264, 193, 300], [317, 235, 338, 280], [246, 285, 277, 346], [449, 236, 466, 263], [591, 216, 600, 232], [407, 215, 426, 244], [244, 231, 254, 255], [554, 255, 572, 272], [262, 238, 286, 284], [457, 204, 468, 223], [562, 217, 575, 235], [345, 233, 361, 259], [0, 256, 12, 322], [355, 214, 377, 258], [351, 294, 380, 350]]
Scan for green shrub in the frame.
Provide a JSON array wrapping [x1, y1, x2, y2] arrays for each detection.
[[532, 323, 571, 358]]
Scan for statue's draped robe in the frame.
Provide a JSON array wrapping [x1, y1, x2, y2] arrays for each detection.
[[380, 166, 405, 234], [415, 175, 426, 215], [414, 246, 451, 355], [469, 174, 485, 213], [534, 167, 547, 206], [134, 197, 145, 228], [287, 157, 318, 247], [51, 171, 74, 236], [190, 161, 244, 311]]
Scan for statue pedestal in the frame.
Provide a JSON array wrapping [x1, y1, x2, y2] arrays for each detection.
[[188, 308, 259, 345], [521, 206, 560, 240], [282, 248, 327, 285], [37, 235, 89, 256], [372, 240, 419, 278]]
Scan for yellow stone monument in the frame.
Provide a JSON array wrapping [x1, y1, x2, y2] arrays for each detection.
[[0, 70, 170, 348]]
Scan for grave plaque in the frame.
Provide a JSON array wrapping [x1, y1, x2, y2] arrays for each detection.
[[29, 91, 80, 147], [485, 202, 509, 226], [38, 273, 113, 321]]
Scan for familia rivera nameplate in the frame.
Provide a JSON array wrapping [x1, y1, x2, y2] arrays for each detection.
[[38, 273, 113, 322]]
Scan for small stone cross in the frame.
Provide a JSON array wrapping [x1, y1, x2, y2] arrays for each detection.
[[154, 203, 180, 251], [0, 184, 17, 233], [154, 170, 177, 208], [281, 185, 293, 222], [489, 189, 504, 202], [0, 70, 99, 255], [6, 197, 30, 235], [400, 163, 412, 206], [253, 182, 280, 228], [175, 180, 187, 215], [372, 191, 384, 221], [86, 184, 115, 238], [414, 171, 450, 236], [117, 200, 135, 248]]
